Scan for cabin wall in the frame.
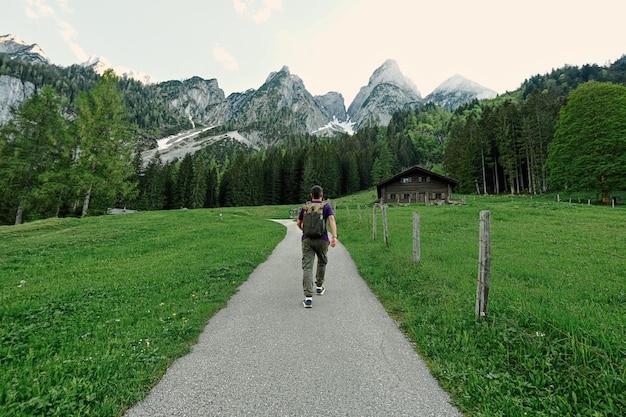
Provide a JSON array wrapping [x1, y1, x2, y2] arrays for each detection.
[[379, 174, 452, 203]]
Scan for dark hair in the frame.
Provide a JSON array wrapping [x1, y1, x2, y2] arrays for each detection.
[[310, 185, 323, 199]]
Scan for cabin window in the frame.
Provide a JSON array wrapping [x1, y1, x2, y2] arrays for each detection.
[[403, 194, 411, 200], [389, 193, 397, 200], [418, 176, 431, 183], [401, 177, 412, 184]]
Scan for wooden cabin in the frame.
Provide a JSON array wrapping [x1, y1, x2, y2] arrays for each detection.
[[377, 166, 459, 204]]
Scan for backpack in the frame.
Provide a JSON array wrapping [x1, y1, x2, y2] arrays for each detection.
[[301, 202, 326, 238]]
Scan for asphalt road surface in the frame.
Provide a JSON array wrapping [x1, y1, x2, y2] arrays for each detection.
[[124, 219, 464, 417]]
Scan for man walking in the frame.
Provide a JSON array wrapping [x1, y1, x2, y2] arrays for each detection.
[[297, 185, 338, 308]]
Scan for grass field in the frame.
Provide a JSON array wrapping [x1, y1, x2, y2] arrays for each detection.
[[0, 207, 287, 416], [1, 195, 624, 416], [334, 192, 625, 416]]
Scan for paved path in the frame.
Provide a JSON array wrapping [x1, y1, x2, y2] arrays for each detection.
[[124, 220, 464, 417]]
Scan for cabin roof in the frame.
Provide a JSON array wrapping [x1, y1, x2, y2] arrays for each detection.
[[377, 166, 459, 188]]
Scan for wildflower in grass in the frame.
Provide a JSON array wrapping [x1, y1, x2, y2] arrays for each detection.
[[18, 280, 26, 287], [172, 313, 176, 317], [535, 331, 545, 337]]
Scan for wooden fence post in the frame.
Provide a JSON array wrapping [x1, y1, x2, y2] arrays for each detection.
[[476, 210, 491, 319], [366, 205, 370, 229], [346, 205, 350, 221], [413, 212, 420, 263], [382, 203, 389, 246], [358, 203, 362, 223], [372, 204, 377, 241]]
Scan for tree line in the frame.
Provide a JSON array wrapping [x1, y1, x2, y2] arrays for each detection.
[[0, 54, 190, 143], [443, 90, 563, 195], [2, 56, 626, 225], [131, 114, 448, 211], [443, 70, 626, 201]]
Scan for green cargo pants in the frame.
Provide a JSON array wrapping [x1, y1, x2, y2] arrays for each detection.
[[302, 237, 329, 297]]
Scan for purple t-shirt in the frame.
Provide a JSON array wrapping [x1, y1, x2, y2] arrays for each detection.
[[298, 200, 334, 241]]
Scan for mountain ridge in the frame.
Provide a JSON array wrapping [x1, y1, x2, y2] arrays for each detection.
[[0, 33, 500, 159], [0, 34, 495, 115]]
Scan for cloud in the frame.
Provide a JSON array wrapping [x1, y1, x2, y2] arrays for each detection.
[[25, 0, 56, 18], [24, 0, 88, 62], [232, 0, 282, 23], [213, 46, 239, 71]]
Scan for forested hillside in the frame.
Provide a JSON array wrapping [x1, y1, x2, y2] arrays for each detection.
[[1, 54, 625, 225], [443, 56, 626, 195], [0, 55, 190, 145]]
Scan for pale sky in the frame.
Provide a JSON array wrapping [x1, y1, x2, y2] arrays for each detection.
[[2, 0, 624, 105]]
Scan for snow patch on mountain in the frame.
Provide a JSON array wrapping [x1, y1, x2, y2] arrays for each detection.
[[311, 116, 355, 136], [143, 127, 259, 164], [156, 126, 216, 151]]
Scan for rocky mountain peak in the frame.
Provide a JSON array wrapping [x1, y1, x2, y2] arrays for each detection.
[[425, 74, 497, 110], [228, 65, 328, 144], [369, 59, 421, 97], [347, 59, 422, 128], [265, 65, 291, 81], [0, 34, 49, 64], [314, 91, 347, 122]]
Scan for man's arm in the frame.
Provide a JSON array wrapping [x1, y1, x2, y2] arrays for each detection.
[[328, 215, 337, 247]]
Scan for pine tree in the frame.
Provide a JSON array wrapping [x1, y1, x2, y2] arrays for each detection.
[[0, 86, 70, 224], [203, 160, 219, 208], [520, 90, 561, 194], [373, 142, 395, 184], [263, 148, 283, 206], [175, 153, 195, 208], [190, 156, 207, 209], [343, 153, 360, 195], [140, 153, 166, 210], [72, 69, 135, 216]]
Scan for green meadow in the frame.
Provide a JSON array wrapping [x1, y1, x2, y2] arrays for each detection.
[[0, 207, 286, 416], [335, 192, 625, 416], [1, 196, 624, 416]]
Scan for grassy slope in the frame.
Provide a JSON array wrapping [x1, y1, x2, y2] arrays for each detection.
[[0, 206, 288, 416], [333, 193, 625, 416]]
